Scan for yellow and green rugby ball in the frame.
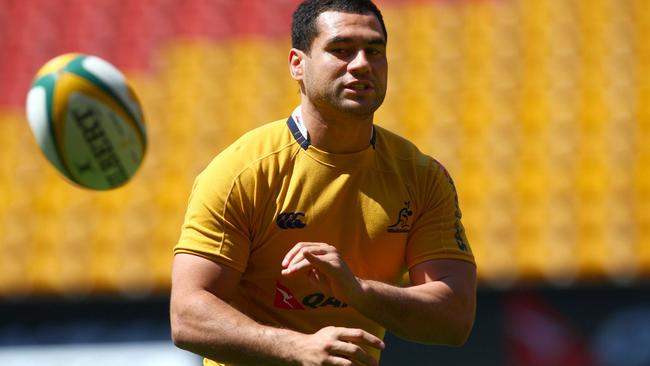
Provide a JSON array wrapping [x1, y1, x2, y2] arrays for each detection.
[[25, 53, 147, 190]]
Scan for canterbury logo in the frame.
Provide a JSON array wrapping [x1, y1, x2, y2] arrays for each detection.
[[276, 212, 306, 229]]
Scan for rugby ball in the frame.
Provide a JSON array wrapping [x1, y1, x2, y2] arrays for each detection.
[[25, 53, 147, 190]]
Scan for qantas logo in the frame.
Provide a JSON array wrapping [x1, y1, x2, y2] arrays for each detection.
[[274, 281, 305, 309], [273, 282, 348, 310], [276, 212, 306, 229]]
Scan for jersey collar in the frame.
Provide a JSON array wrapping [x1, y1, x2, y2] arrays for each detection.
[[287, 106, 376, 151]]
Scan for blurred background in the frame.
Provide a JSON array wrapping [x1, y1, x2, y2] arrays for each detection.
[[0, 0, 649, 365]]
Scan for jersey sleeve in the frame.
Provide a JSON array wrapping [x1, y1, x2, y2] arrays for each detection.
[[405, 160, 475, 269], [174, 158, 252, 273]]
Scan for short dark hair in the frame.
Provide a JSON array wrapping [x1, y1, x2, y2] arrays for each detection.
[[291, 0, 387, 53]]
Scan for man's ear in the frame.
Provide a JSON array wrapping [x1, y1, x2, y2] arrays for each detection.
[[289, 48, 305, 81]]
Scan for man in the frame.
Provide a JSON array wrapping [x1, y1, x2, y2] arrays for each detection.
[[170, 0, 477, 365]]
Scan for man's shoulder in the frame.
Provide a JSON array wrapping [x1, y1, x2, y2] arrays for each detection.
[[374, 125, 456, 193], [199, 118, 297, 181], [224, 118, 294, 156], [374, 125, 432, 165], [236, 118, 292, 147]]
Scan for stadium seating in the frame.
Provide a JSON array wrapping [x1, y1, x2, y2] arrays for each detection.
[[0, 0, 648, 296]]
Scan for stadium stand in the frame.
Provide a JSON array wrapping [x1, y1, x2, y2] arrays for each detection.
[[0, 0, 649, 292], [0, 0, 649, 364]]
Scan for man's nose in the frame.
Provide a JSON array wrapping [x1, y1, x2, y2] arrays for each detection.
[[348, 50, 371, 73]]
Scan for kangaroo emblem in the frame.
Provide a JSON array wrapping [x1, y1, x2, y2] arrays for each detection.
[[387, 201, 413, 233]]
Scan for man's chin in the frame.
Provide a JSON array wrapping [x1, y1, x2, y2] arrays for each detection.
[[338, 99, 381, 116]]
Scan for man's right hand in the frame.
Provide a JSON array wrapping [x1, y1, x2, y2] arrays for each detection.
[[294, 326, 385, 366], [172, 254, 384, 366]]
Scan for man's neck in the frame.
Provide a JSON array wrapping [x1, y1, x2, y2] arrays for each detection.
[[299, 102, 374, 154]]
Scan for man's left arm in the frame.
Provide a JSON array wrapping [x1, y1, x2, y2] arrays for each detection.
[[281, 243, 477, 346], [352, 259, 476, 346]]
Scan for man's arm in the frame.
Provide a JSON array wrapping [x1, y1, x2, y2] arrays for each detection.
[[352, 259, 476, 345], [281, 243, 477, 346], [170, 253, 385, 366]]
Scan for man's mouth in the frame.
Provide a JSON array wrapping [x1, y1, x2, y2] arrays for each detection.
[[344, 81, 374, 92]]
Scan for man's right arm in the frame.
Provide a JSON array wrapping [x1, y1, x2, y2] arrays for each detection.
[[170, 253, 384, 366]]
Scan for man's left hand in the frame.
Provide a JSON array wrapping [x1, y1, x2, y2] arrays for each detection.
[[281, 242, 362, 303]]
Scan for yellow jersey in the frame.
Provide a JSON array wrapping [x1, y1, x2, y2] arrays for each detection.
[[175, 116, 474, 365]]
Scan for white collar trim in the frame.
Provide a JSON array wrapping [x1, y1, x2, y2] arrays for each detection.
[[291, 105, 375, 144]]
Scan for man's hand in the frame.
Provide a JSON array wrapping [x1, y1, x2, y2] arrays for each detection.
[[294, 326, 385, 366], [280, 244, 477, 347], [281, 242, 362, 302]]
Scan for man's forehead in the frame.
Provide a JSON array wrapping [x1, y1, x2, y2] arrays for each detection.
[[315, 11, 385, 43]]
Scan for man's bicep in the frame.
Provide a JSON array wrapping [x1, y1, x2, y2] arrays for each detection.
[[172, 253, 242, 302], [409, 259, 477, 299]]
